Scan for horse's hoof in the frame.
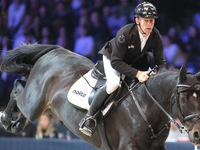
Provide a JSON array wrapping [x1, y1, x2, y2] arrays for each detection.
[[10, 116, 26, 134], [11, 122, 24, 134], [0, 112, 12, 127]]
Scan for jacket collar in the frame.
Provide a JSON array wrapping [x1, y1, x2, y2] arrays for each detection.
[[131, 24, 155, 52]]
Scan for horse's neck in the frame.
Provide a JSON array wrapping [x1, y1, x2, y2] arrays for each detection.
[[146, 71, 178, 106], [137, 71, 179, 127]]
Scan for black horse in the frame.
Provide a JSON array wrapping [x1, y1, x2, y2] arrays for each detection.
[[1, 44, 200, 150]]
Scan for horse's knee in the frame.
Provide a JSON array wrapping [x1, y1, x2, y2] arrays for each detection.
[[3, 98, 16, 117]]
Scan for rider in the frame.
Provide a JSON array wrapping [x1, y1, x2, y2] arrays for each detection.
[[79, 1, 166, 136]]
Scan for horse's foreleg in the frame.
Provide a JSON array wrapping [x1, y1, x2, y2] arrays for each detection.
[[0, 79, 24, 132], [10, 113, 27, 134], [0, 112, 27, 134], [0, 95, 16, 129]]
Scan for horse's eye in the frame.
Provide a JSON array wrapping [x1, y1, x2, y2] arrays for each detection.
[[180, 94, 187, 103]]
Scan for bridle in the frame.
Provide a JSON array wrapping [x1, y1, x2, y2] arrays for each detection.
[[128, 80, 200, 141], [175, 83, 200, 133]]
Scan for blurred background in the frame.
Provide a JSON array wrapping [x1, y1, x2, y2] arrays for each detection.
[[0, 0, 200, 147]]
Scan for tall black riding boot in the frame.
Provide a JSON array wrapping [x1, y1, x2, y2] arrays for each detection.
[[79, 84, 109, 136]]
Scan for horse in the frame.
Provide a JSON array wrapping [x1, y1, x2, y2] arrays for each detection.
[[1, 43, 200, 150]]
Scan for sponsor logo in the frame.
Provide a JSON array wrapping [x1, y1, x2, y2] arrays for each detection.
[[72, 90, 87, 98], [118, 35, 125, 43], [128, 45, 134, 49]]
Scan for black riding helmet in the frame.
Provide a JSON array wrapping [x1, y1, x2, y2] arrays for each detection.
[[134, 2, 158, 19]]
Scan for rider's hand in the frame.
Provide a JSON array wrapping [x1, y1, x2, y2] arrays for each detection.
[[136, 71, 150, 83]]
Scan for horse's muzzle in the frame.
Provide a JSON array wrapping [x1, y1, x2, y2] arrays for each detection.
[[189, 127, 200, 145]]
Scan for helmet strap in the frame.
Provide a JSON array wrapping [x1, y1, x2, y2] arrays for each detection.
[[138, 23, 147, 35], [136, 18, 147, 35]]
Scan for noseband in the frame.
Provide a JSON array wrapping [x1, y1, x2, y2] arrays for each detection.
[[176, 83, 200, 133]]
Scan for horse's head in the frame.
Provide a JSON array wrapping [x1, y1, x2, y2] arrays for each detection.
[[176, 65, 200, 145]]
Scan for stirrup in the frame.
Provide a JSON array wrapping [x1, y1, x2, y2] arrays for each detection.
[[79, 116, 97, 137]]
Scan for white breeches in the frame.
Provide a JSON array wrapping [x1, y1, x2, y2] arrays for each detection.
[[103, 55, 120, 94]]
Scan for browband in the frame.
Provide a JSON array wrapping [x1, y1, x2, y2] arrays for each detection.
[[177, 82, 200, 93]]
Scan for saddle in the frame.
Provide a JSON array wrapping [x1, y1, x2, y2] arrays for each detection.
[[67, 61, 138, 150], [90, 60, 125, 110], [67, 60, 126, 116]]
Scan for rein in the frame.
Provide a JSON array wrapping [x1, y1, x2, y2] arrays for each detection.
[[127, 81, 186, 141], [135, 81, 200, 136], [129, 86, 169, 140], [118, 77, 200, 141], [128, 82, 171, 141], [143, 83, 184, 133], [143, 82, 200, 134]]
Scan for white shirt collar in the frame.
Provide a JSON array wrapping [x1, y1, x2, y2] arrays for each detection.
[[138, 31, 150, 51]]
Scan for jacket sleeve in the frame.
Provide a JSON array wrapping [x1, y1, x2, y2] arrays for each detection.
[[110, 29, 138, 78], [153, 30, 167, 70]]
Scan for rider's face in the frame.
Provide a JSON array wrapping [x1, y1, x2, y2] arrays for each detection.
[[136, 17, 155, 36]]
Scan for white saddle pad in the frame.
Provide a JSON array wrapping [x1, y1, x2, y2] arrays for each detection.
[[67, 70, 113, 116]]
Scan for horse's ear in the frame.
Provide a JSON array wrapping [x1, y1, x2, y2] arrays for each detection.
[[178, 65, 187, 83], [195, 72, 200, 81]]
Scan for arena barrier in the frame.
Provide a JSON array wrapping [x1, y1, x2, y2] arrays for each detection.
[[0, 138, 199, 150]]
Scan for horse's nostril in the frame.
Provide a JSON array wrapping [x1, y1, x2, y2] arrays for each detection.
[[194, 131, 200, 138]]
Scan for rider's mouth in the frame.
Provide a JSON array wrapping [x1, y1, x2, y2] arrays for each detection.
[[146, 28, 152, 31]]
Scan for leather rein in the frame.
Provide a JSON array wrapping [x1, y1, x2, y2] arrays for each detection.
[[128, 81, 200, 141]]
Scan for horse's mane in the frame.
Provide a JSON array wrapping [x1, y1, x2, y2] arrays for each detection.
[[0, 44, 64, 75], [149, 67, 199, 86], [144, 69, 180, 89], [152, 68, 178, 78]]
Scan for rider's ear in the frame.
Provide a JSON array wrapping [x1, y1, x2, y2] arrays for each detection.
[[195, 72, 200, 81], [178, 65, 187, 83], [135, 17, 139, 24]]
